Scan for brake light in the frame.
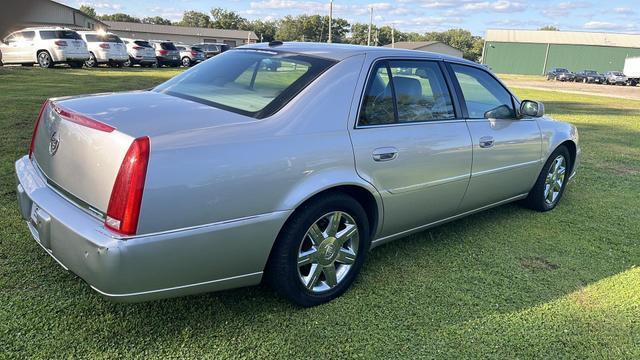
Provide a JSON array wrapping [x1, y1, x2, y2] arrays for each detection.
[[105, 137, 150, 235], [52, 103, 115, 133], [54, 40, 67, 46], [99, 43, 110, 49], [191, 51, 199, 56], [28, 99, 50, 159], [158, 49, 168, 55]]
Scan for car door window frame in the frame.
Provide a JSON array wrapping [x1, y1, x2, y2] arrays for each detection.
[[443, 61, 521, 120], [355, 57, 463, 129]]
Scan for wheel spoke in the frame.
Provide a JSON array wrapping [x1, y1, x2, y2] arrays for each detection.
[[324, 265, 338, 287], [305, 264, 323, 290], [326, 212, 341, 237], [298, 249, 317, 267], [554, 179, 563, 191], [307, 224, 325, 246], [336, 224, 357, 246], [336, 249, 356, 265]]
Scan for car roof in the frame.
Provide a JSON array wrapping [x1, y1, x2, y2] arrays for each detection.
[[240, 42, 475, 64], [19, 27, 75, 32]]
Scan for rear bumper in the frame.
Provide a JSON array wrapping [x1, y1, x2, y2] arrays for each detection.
[[15, 156, 288, 302], [51, 49, 90, 62]]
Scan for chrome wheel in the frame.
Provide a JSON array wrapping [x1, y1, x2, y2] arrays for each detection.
[[297, 211, 359, 293], [544, 155, 566, 206], [38, 52, 51, 68]]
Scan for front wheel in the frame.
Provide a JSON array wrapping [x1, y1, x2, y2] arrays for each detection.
[[523, 146, 571, 212], [266, 193, 370, 307]]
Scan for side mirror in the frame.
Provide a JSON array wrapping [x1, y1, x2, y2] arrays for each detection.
[[520, 100, 545, 118]]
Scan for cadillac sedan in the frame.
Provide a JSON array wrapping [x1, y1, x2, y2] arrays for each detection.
[[15, 42, 580, 307]]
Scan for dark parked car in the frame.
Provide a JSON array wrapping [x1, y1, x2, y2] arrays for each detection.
[[150, 41, 180, 67], [547, 68, 575, 81], [192, 43, 230, 59], [574, 70, 605, 84]]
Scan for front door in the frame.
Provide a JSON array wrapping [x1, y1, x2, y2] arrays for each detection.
[[349, 59, 473, 238], [448, 63, 542, 211]]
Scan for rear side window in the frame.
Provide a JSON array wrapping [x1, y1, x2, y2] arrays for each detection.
[[451, 64, 515, 119], [40, 30, 81, 40], [154, 50, 336, 118], [358, 60, 455, 126]]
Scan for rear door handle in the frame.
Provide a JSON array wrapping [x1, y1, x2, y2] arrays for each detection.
[[372, 147, 398, 162], [479, 136, 494, 148]]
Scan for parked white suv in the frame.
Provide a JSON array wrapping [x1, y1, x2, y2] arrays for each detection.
[[121, 38, 157, 67], [77, 31, 128, 67], [0, 27, 89, 68]]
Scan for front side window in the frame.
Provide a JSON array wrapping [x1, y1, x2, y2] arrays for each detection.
[[451, 64, 515, 119], [358, 60, 455, 126], [154, 49, 336, 118], [20, 31, 35, 41]]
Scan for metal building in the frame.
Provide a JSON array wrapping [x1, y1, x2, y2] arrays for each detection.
[[105, 21, 258, 48], [483, 29, 640, 75], [383, 41, 463, 58]]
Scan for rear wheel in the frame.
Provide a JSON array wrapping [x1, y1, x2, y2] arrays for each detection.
[[182, 57, 192, 67], [266, 193, 370, 307], [123, 57, 132, 67], [523, 146, 570, 212], [37, 51, 53, 68], [85, 53, 97, 68]]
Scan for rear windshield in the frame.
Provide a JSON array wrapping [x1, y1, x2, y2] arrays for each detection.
[[134, 40, 152, 48], [40, 30, 81, 40], [154, 49, 336, 118], [85, 34, 123, 43], [160, 42, 177, 50]]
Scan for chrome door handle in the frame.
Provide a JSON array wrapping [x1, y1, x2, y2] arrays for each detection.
[[372, 147, 398, 162], [479, 136, 494, 148]]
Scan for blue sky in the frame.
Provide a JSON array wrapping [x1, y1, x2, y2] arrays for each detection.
[[58, 0, 639, 36]]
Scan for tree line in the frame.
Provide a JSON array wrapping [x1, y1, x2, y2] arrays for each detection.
[[80, 5, 485, 61]]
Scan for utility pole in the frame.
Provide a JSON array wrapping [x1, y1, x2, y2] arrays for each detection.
[[391, 24, 395, 48], [328, 0, 333, 43], [367, 6, 373, 46]]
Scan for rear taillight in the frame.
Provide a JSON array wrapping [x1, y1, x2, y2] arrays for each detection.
[[52, 103, 115, 133], [99, 43, 110, 49], [191, 51, 199, 56], [105, 137, 150, 235], [158, 49, 168, 55], [54, 40, 67, 46], [28, 99, 50, 159], [133, 46, 143, 50]]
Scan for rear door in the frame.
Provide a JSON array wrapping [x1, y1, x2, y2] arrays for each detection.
[[349, 58, 472, 238], [447, 63, 542, 211]]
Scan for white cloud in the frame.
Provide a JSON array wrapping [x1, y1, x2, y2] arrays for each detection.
[[583, 21, 637, 32], [542, 1, 590, 17]]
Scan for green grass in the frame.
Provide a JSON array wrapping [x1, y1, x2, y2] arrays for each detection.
[[1, 67, 639, 359]]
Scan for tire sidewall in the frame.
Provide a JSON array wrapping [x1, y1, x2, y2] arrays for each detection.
[[268, 193, 371, 307], [536, 146, 571, 211]]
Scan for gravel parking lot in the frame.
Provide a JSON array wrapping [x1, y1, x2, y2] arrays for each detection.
[[499, 74, 640, 100]]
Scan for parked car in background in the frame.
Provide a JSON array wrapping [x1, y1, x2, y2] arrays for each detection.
[[574, 70, 605, 84], [623, 56, 640, 86], [77, 31, 128, 68], [604, 71, 628, 85], [0, 49, 3, 66], [121, 38, 157, 67], [0, 27, 88, 68], [192, 43, 229, 59], [175, 44, 205, 67], [150, 40, 180, 67], [16, 43, 580, 307], [547, 68, 575, 81]]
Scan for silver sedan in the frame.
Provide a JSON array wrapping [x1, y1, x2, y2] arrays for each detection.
[[15, 42, 580, 306]]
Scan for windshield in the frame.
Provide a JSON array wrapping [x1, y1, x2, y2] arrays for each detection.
[[154, 49, 336, 118], [585, 70, 597, 74], [40, 30, 81, 40], [557, 68, 568, 72]]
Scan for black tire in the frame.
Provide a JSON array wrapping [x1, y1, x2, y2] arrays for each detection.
[[266, 193, 371, 307], [523, 146, 571, 212], [123, 57, 133, 67], [37, 51, 54, 68], [85, 53, 97, 68], [182, 57, 192, 67]]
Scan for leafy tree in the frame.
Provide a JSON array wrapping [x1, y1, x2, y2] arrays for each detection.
[[98, 13, 142, 23], [79, 5, 96, 18], [539, 25, 559, 31], [349, 23, 373, 45], [242, 20, 278, 42], [210, 8, 247, 29], [178, 11, 211, 28], [424, 28, 484, 61], [276, 15, 349, 43], [142, 16, 172, 25]]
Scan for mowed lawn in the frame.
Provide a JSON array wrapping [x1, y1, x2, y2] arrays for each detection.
[[0, 67, 639, 359]]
